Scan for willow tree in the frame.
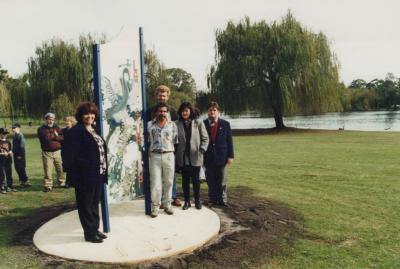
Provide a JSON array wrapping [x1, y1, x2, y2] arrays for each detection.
[[0, 84, 11, 119], [27, 34, 103, 118], [209, 12, 344, 128]]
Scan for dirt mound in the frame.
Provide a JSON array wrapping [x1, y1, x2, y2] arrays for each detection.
[[12, 186, 304, 269]]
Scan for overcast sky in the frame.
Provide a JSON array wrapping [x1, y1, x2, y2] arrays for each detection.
[[1, 0, 399, 89]]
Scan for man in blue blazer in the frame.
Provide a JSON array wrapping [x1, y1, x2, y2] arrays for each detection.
[[203, 102, 234, 207]]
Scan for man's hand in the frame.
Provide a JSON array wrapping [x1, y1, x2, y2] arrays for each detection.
[[227, 158, 234, 165]]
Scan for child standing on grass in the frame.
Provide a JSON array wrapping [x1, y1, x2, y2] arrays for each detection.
[[0, 128, 17, 193]]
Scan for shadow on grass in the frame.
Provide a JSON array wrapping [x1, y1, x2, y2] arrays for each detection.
[[5, 203, 76, 247]]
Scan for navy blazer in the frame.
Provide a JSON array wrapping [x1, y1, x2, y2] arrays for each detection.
[[203, 118, 234, 166], [67, 123, 108, 187]]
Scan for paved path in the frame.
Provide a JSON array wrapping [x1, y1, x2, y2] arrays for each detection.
[[33, 200, 220, 263]]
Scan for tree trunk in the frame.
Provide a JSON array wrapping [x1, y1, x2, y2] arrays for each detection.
[[271, 79, 286, 129], [273, 107, 285, 129]]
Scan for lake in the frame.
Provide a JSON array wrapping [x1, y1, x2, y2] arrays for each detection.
[[223, 111, 400, 131]]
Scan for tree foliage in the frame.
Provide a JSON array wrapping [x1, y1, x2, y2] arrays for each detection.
[[348, 73, 400, 110], [26, 34, 104, 118], [144, 49, 196, 109], [0, 83, 11, 118], [208, 12, 344, 128]]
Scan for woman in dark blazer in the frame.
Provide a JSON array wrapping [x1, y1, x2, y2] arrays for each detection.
[[175, 102, 209, 210], [68, 102, 108, 243]]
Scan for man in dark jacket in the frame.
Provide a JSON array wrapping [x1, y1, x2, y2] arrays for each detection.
[[11, 123, 29, 187], [203, 102, 234, 207], [145, 85, 181, 207], [37, 112, 65, 192]]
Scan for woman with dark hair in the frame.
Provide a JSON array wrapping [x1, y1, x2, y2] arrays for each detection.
[[68, 102, 108, 243], [175, 102, 209, 210]]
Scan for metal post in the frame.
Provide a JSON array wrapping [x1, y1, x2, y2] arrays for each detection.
[[139, 27, 151, 215], [92, 44, 111, 232]]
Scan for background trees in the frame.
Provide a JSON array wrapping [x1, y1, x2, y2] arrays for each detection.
[[1, 39, 197, 122], [206, 12, 344, 128], [348, 73, 400, 111], [144, 49, 196, 109], [26, 35, 101, 119]]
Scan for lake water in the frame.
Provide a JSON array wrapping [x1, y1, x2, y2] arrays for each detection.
[[223, 111, 400, 132]]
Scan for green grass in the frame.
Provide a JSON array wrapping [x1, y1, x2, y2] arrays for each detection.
[[229, 131, 400, 269], [1, 129, 400, 268]]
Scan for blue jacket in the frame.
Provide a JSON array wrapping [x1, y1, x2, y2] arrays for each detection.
[[67, 123, 108, 187], [12, 133, 25, 157], [203, 118, 234, 167]]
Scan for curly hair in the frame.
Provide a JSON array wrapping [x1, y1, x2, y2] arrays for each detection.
[[75, 102, 99, 124], [155, 85, 171, 96]]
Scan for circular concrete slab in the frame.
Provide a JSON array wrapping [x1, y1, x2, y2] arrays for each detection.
[[33, 200, 220, 263]]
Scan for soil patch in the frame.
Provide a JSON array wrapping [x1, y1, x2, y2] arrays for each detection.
[[12, 186, 305, 269]]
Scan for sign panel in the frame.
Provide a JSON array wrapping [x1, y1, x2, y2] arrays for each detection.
[[99, 29, 144, 203]]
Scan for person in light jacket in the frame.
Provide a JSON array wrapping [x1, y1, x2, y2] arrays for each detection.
[[175, 102, 209, 210]]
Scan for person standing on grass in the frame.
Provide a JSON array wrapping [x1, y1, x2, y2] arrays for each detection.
[[0, 128, 17, 193], [11, 123, 30, 187], [148, 103, 178, 217], [175, 102, 209, 210], [37, 112, 65, 192], [61, 116, 77, 188], [146, 85, 181, 207], [203, 102, 234, 207], [68, 102, 108, 243]]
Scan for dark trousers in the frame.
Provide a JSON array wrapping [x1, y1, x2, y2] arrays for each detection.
[[14, 156, 28, 182], [205, 164, 227, 203], [75, 181, 102, 237], [182, 166, 201, 202], [0, 160, 13, 188]]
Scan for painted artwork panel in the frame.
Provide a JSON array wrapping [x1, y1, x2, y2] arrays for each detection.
[[99, 29, 144, 203]]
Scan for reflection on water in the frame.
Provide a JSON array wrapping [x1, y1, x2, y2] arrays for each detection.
[[224, 111, 400, 131]]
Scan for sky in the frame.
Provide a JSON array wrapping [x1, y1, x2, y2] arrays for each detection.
[[1, 0, 399, 89]]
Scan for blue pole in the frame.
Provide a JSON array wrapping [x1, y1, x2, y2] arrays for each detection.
[[92, 44, 111, 232], [139, 27, 151, 215]]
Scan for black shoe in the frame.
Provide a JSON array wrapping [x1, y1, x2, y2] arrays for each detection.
[[195, 201, 202, 210], [85, 234, 103, 243], [182, 201, 191, 210], [219, 201, 229, 207], [97, 231, 107, 239]]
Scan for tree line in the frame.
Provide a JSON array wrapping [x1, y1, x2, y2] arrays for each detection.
[[1, 11, 395, 128], [0, 35, 197, 122], [346, 73, 400, 111]]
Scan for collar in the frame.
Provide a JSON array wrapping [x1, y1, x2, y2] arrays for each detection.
[[208, 117, 219, 125]]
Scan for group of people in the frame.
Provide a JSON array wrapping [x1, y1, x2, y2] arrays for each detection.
[[0, 112, 79, 194], [62, 84, 234, 243], [147, 85, 234, 218], [0, 124, 29, 193], [1, 84, 235, 244], [36, 113, 77, 192]]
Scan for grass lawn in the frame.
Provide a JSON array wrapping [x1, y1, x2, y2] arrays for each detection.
[[0, 128, 399, 268]]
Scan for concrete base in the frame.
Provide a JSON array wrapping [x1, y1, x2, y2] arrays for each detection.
[[33, 200, 220, 263]]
